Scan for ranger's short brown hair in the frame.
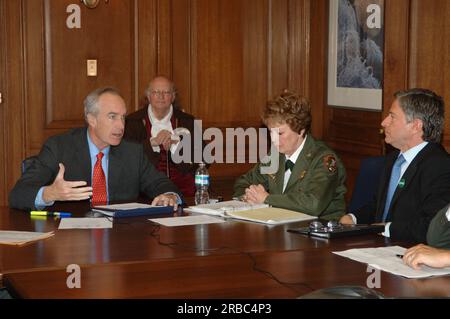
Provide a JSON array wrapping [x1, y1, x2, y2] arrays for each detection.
[[262, 91, 312, 137]]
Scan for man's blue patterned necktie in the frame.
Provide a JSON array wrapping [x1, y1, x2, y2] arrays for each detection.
[[382, 154, 406, 222]]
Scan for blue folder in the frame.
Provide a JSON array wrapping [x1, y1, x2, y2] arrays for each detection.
[[93, 205, 174, 218]]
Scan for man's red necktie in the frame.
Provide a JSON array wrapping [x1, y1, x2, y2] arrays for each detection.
[[92, 152, 107, 206]]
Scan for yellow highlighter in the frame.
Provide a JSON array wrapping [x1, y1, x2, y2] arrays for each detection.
[[30, 211, 49, 216], [30, 211, 72, 217]]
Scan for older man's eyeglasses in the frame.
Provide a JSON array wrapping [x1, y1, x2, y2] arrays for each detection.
[[150, 90, 173, 97]]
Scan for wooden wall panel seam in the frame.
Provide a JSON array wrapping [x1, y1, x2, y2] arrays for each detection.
[[303, 0, 311, 97], [408, 0, 418, 89], [188, 0, 192, 115], [3, 0, 27, 203], [133, 0, 139, 110], [0, 0, 6, 204], [190, 0, 198, 117], [21, 0, 29, 154], [267, 0, 272, 99], [43, 0, 53, 127], [19, 0, 27, 159]]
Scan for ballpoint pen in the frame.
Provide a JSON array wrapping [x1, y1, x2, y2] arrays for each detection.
[[30, 211, 72, 217]]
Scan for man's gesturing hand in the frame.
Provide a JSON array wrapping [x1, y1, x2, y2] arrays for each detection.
[[42, 163, 93, 202]]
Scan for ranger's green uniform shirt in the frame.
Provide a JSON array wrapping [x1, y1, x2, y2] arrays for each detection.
[[233, 136, 346, 220], [427, 204, 450, 249]]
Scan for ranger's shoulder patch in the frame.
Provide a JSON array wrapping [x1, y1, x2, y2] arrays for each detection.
[[323, 154, 337, 173]]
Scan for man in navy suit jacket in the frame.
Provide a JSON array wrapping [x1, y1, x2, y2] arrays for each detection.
[[9, 87, 182, 211], [340, 88, 450, 243]]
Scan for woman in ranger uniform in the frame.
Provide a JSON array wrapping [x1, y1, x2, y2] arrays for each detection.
[[233, 91, 347, 220]]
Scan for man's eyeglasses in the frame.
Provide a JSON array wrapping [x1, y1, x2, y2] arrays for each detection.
[[150, 90, 173, 97]]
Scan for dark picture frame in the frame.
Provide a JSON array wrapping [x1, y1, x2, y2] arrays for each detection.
[[327, 0, 384, 110]]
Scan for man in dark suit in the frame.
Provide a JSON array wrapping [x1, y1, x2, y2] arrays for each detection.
[[124, 76, 201, 197], [340, 88, 450, 243], [9, 87, 181, 211]]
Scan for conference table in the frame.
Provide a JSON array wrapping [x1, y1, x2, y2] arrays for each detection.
[[1, 202, 449, 298]]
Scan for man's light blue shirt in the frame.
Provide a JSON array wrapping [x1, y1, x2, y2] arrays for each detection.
[[397, 141, 429, 179]]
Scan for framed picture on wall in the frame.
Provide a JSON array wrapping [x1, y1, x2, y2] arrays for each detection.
[[327, 0, 384, 111]]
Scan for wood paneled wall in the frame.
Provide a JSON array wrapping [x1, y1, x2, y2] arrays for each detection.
[[0, 0, 5, 205], [0, 0, 27, 206], [317, 0, 450, 202], [408, 0, 450, 149], [1, 0, 450, 206], [169, 0, 311, 180]]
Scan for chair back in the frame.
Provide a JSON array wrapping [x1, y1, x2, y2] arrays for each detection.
[[348, 156, 385, 213], [22, 156, 38, 173]]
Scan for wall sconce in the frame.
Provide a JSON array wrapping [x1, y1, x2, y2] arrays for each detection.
[[81, 0, 109, 9]]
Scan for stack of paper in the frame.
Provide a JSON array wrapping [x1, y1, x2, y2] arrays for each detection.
[[185, 200, 269, 216], [0, 230, 55, 246], [149, 215, 226, 227], [186, 200, 316, 225], [59, 218, 112, 229], [333, 245, 450, 279], [225, 207, 317, 225]]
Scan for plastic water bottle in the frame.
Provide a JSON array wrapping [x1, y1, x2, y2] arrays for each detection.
[[195, 162, 210, 205]]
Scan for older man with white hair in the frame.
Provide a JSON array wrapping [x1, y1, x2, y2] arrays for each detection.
[[125, 76, 202, 197]]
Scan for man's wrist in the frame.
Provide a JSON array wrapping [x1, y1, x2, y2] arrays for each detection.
[[36, 186, 55, 208], [42, 186, 53, 202]]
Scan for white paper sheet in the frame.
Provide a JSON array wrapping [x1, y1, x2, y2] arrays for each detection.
[[0, 230, 55, 245], [225, 207, 316, 225], [58, 218, 112, 229], [149, 215, 226, 227], [333, 245, 450, 278], [185, 200, 269, 216]]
